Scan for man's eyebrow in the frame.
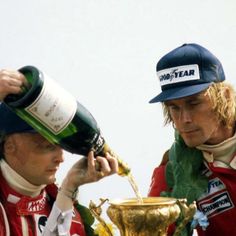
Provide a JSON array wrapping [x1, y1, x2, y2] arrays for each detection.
[[187, 93, 205, 100], [164, 101, 175, 106], [185, 95, 201, 101], [165, 93, 205, 106]]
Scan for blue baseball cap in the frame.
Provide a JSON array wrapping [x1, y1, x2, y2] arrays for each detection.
[[149, 43, 225, 103], [0, 103, 35, 135]]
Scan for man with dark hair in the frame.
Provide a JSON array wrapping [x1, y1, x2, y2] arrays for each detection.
[[148, 43, 236, 236], [0, 69, 118, 235]]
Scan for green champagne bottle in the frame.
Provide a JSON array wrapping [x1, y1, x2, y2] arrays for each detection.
[[4, 66, 130, 176]]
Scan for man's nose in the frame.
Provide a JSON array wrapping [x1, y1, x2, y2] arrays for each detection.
[[180, 108, 192, 122], [53, 146, 64, 163]]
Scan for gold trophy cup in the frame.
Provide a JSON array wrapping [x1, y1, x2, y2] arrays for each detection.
[[90, 197, 196, 236]]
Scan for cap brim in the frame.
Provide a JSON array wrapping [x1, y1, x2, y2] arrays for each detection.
[[149, 82, 212, 103], [0, 103, 36, 135]]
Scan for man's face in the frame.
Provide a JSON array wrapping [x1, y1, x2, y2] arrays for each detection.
[[165, 91, 232, 147], [4, 133, 64, 186]]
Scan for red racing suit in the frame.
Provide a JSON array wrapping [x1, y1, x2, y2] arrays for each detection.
[[0, 170, 86, 236], [149, 153, 236, 236]]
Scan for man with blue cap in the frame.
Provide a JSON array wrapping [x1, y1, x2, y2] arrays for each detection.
[[148, 43, 236, 236], [0, 69, 118, 235]]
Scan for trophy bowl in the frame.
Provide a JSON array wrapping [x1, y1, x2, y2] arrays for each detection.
[[90, 197, 196, 236], [107, 197, 180, 236]]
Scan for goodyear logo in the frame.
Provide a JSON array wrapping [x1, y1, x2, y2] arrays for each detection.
[[157, 64, 200, 86]]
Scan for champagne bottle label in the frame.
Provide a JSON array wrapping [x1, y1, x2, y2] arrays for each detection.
[[25, 74, 77, 134]]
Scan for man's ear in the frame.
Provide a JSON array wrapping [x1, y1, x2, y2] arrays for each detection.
[[4, 137, 16, 155], [224, 87, 230, 99]]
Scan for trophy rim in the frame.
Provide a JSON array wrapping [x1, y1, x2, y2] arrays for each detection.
[[108, 197, 177, 206]]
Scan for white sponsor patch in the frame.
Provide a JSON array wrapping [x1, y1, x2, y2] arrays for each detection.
[[199, 177, 225, 200], [198, 192, 234, 218], [157, 64, 200, 86]]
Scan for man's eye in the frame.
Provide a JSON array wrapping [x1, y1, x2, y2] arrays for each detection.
[[44, 144, 56, 150], [189, 101, 201, 106], [169, 105, 179, 111], [36, 143, 57, 152]]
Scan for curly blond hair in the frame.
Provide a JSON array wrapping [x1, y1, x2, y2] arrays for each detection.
[[162, 82, 236, 128]]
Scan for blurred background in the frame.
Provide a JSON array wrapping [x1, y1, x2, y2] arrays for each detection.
[[1, 0, 236, 234]]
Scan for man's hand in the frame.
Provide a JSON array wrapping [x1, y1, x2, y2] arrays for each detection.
[[61, 151, 119, 193], [0, 69, 27, 101]]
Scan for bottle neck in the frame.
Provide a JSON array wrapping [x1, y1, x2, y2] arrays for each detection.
[[102, 143, 130, 176]]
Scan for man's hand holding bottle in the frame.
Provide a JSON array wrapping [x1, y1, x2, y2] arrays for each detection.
[[0, 69, 27, 101]]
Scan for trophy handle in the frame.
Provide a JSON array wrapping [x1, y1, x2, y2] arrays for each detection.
[[173, 199, 197, 236], [89, 198, 113, 236]]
